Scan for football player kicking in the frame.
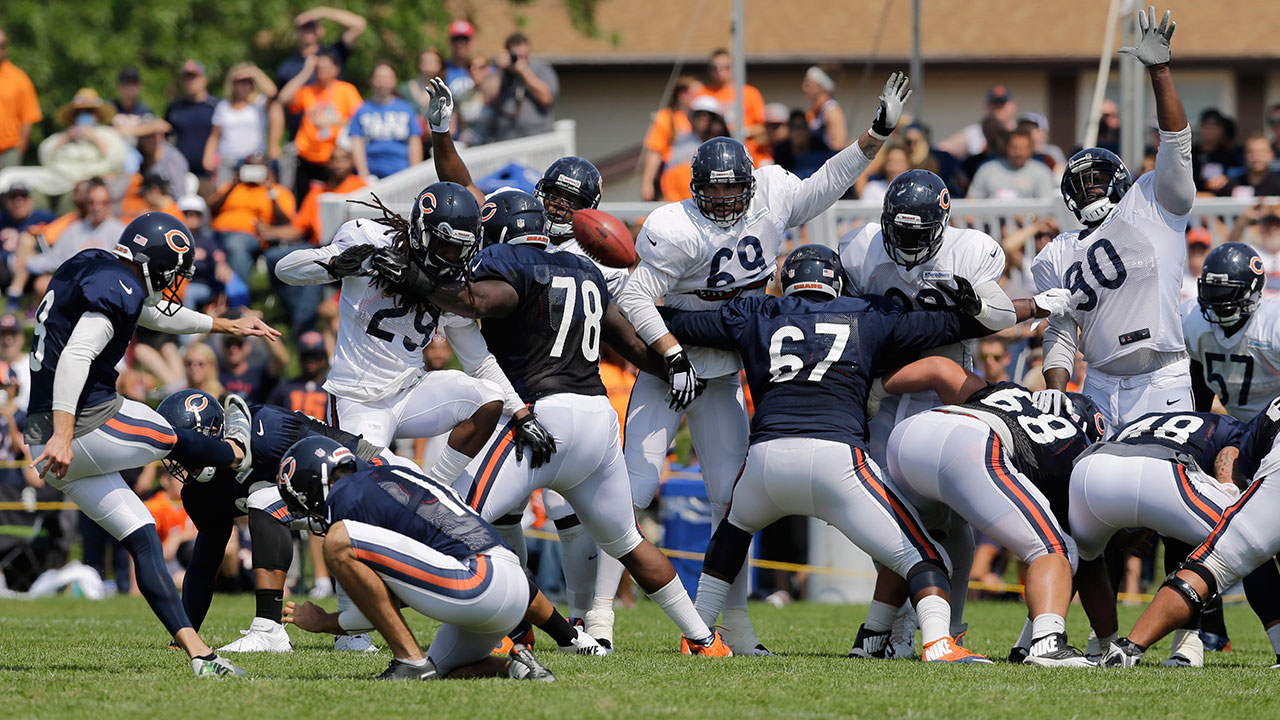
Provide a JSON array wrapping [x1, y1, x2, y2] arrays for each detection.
[[616, 72, 912, 655], [422, 80, 628, 645], [1182, 240, 1280, 660], [1031, 4, 1198, 665], [277, 437, 558, 681], [25, 212, 278, 677], [663, 245, 1070, 661], [1102, 395, 1280, 669], [1069, 409, 1244, 666], [375, 190, 732, 657]]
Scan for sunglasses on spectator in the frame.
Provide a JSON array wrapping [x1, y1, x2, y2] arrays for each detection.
[[185, 360, 209, 367], [981, 352, 1007, 361]]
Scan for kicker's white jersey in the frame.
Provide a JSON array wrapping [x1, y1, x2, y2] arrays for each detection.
[[322, 219, 469, 403], [549, 237, 629, 297], [840, 222, 1007, 370], [633, 165, 818, 378], [1031, 171, 1189, 368], [1182, 297, 1280, 421]]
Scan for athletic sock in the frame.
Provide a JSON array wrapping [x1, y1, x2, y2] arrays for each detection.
[[1031, 613, 1067, 642], [694, 574, 730, 629], [121, 526, 193, 637], [430, 445, 472, 484], [540, 608, 577, 647], [1015, 617, 1034, 650], [397, 656, 428, 667], [712, 504, 751, 613], [592, 553, 625, 608], [491, 517, 528, 566], [554, 519, 596, 619], [1267, 624, 1280, 656], [647, 576, 711, 641], [255, 588, 283, 624], [311, 577, 333, 594], [1087, 630, 1118, 657], [865, 600, 898, 633], [914, 594, 951, 647]]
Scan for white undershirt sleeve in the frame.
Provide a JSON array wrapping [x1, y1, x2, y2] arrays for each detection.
[[1041, 314, 1080, 375], [443, 322, 526, 416], [1153, 126, 1195, 218], [52, 312, 115, 415], [274, 244, 344, 286], [616, 262, 677, 346], [137, 304, 214, 334]]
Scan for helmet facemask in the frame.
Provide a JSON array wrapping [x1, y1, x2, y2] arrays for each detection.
[[1198, 276, 1261, 326], [882, 210, 946, 269], [693, 176, 756, 229], [1063, 155, 1131, 226], [534, 183, 593, 239]]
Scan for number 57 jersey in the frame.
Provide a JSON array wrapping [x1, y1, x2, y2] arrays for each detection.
[[1182, 297, 1280, 421], [1031, 170, 1189, 367]]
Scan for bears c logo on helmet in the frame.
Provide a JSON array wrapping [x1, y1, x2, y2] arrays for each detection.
[[184, 394, 208, 413], [480, 202, 497, 222], [1252, 256, 1265, 275], [279, 456, 296, 483], [420, 192, 437, 215], [938, 188, 951, 210], [165, 228, 191, 254]]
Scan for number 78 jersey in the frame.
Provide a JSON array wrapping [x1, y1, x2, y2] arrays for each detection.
[[1031, 172, 1188, 366]]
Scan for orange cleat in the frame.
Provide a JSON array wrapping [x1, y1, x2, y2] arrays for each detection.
[[922, 636, 993, 664], [680, 629, 733, 657]]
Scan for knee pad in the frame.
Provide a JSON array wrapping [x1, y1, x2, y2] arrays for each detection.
[[248, 508, 293, 572], [1161, 561, 1219, 618], [906, 560, 952, 598], [703, 520, 752, 581]]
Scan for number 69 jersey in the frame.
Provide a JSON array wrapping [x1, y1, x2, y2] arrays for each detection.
[[1182, 297, 1280, 421], [1031, 169, 1189, 368]]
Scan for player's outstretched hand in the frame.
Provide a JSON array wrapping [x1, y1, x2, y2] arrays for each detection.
[[425, 77, 455, 134], [512, 411, 557, 468], [214, 315, 283, 342], [870, 71, 912, 139], [370, 247, 440, 298], [665, 347, 705, 411], [321, 243, 378, 279], [32, 433, 73, 480], [938, 276, 982, 316], [283, 600, 328, 633], [1032, 288, 1074, 317], [1031, 389, 1074, 417], [1118, 6, 1175, 67]]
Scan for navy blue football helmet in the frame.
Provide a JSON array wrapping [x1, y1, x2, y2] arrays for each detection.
[[277, 436, 357, 534], [481, 189, 549, 249], [1061, 148, 1132, 226], [1064, 392, 1108, 444], [881, 170, 951, 270], [690, 137, 756, 228], [111, 212, 195, 315], [781, 244, 844, 299], [1199, 241, 1266, 325], [535, 156, 602, 239], [156, 389, 224, 483], [409, 181, 482, 277]]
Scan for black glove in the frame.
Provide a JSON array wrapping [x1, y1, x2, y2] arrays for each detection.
[[369, 247, 439, 298], [665, 348, 705, 411], [318, 243, 377, 279], [512, 412, 557, 469], [938, 276, 982, 316]]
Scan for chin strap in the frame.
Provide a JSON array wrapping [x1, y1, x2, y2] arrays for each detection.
[[1078, 198, 1114, 225]]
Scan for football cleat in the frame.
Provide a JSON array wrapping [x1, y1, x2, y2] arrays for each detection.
[[1008, 646, 1029, 664], [1024, 633, 1096, 667], [1159, 654, 1193, 667], [888, 606, 918, 659], [680, 629, 733, 657], [492, 622, 536, 655], [218, 617, 292, 653], [222, 394, 253, 474], [559, 626, 608, 656], [1270, 655, 1280, 669], [720, 610, 773, 656], [191, 654, 247, 677], [1200, 630, 1232, 652], [584, 607, 615, 652], [1164, 628, 1204, 667], [508, 644, 557, 682], [922, 637, 993, 664], [1101, 639, 1144, 668], [334, 633, 379, 652], [377, 658, 438, 681], [848, 624, 891, 659]]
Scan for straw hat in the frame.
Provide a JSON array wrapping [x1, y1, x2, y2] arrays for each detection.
[[56, 88, 116, 127]]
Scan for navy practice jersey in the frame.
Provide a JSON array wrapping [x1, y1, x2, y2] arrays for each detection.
[[1237, 396, 1280, 481], [212, 403, 368, 490], [662, 294, 994, 448], [327, 465, 504, 560], [952, 382, 1094, 522], [1113, 411, 1244, 474], [468, 243, 609, 401], [29, 249, 146, 415]]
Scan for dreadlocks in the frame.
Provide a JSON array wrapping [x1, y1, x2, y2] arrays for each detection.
[[346, 194, 438, 315]]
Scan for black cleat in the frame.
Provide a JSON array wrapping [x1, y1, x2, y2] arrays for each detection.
[[1024, 633, 1095, 667], [377, 658, 439, 681], [848, 624, 891, 659]]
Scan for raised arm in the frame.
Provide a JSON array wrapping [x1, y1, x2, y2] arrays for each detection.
[[424, 79, 484, 205]]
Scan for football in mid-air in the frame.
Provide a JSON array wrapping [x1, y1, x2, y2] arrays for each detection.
[[573, 209, 637, 268]]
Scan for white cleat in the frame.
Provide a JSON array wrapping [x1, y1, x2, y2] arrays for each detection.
[[1101, 639, 1144, 668], [191, 654, 247, 677], [720, 610, 774, 656], [218, 617, 293, 653], [222, 394, 253, 474], [583, 607, 615, 653], [1023, 633, 1096, 667], [334, 633, 380, 652], [559, 626, 609, 656]]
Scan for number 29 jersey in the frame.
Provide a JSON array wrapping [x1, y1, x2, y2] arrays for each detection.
[[1031, 170, 1189, 368], [1182, 297, 1280, 421]]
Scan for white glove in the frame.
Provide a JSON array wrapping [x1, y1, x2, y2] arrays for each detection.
[[1032, 288, 1074, 317], [425, 77, 454, 134], [1118, 6, 1175, 67], [869, 71, 911, 140], [1031, 389, 1073, 416], [866, 377, 888, 418]]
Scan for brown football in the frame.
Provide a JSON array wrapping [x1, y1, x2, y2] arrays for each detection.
[[572, 208, 637, 268]]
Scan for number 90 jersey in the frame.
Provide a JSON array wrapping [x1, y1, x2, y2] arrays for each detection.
[[1112, 411, 1244, 475], [323, 219, 470, 403], [635, 165, 819, 379], [1031, 171, 1188, 367], [1182, 297, 1280, 421], [467, 243, 609, 402]]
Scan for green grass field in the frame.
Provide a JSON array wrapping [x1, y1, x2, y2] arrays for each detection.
[[1, 595, 1277, 719]]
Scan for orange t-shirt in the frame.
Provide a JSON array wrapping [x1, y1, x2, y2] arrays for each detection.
[[145, 495, 192, 544], [599, 361, 636, 440], [646, 108, 701, 202], [118, 176, 185, 223], [698, 84, 769, 165], [26, 211, 77, 246], [289, 81, 363, 164], [0, 60, 42, 152], [293, 174, 367, 243], [211, 183, 297, 235]]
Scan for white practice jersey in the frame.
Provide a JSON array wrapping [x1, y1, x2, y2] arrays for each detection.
[[276, 218, 470, 402], [1182, 297, 1280, 421], [549, 237, 629, 297], [1032, 128, 1194, 372]]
